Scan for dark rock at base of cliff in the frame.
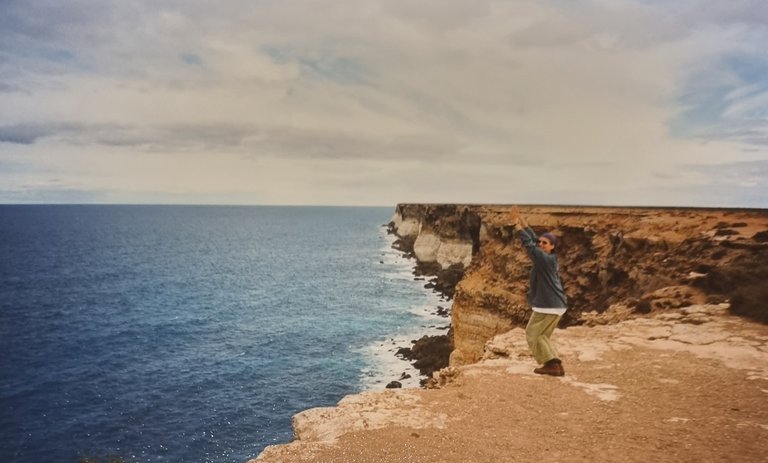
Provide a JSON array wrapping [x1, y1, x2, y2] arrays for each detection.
[[386, 221, 397, 234], [392, 236, 416, 258], [395, 346, 412, 358], [435, 306, 449, 317], [385, 381, 402, 389], [435, 264, 465, 299], [414, 261, 441, 277], [414, 262, 465, 300], [399, 333, 453, 381]]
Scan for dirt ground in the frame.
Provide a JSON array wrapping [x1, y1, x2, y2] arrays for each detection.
[[252, 305, 768, 463]]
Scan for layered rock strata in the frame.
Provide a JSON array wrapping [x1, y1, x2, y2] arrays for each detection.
[[389, 204, 768, 366], [389, 204, 480, 270], [250, 204, 768, 462]]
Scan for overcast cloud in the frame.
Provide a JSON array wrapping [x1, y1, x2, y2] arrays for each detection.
[[1, 0, 767, 206]]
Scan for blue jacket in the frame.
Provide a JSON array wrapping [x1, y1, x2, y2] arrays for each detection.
[[518, 227, 568, 309]]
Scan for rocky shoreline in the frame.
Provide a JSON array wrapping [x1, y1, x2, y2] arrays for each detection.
[[251, 302, 768, 462], [385, 204, 768, 385], [249, 204, 768, 462], [386, 219, 466, 387]]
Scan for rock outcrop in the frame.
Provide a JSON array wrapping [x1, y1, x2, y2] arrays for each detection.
[[389, 205, 768, 366], [389, 204, 480, 270], [249, 204, 768, 463], [251, 303, 768, 462]]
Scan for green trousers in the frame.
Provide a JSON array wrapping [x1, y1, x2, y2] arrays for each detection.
[[525, 311, 562, 365]]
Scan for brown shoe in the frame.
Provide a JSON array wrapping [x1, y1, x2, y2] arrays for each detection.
[[534, 359, 565, 376]]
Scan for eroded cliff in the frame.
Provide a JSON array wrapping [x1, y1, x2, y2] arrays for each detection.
[[390, 204, 768, 366], [252, 303, 768, 462], [250, 204, 768, 463]]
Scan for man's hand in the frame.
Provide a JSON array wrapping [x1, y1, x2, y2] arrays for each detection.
[[509, 205, 520, 223], [511, 205, 528, 228]]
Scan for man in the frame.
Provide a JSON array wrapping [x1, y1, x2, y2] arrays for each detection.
[[510, 206, 567, 376]]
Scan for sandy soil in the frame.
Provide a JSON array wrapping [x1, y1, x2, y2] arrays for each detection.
[[252, 305, 768, 463]]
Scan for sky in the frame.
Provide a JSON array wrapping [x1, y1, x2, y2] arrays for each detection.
[[1, 0, 767, 207]]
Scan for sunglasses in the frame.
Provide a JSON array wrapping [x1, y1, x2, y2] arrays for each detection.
[[538, 239, 551, 245]]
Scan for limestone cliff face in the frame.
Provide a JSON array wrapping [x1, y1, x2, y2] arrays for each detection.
[[390, 204, 768, 366], [251, 204, 768, 462], [391, 204, 480, 270]]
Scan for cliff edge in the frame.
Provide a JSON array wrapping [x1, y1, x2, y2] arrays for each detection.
[[393, 204, 768, 367], [250, 205, 768, 463], [252, 304, 767, 462]]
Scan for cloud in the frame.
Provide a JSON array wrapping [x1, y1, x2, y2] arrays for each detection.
[[667, 0, 768, 28], [0, 0, 767, 206], [688, 159, 768, 187], [180, 53, 203, 67], [0, 185, 110, 204], [0, 124, 56, 144], [0, 121, 463, 163]]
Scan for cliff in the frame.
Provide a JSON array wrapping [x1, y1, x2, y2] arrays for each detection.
[[252, 303, 768, 462], [250, 204, 768, 462], [392, 204, 768, 366]]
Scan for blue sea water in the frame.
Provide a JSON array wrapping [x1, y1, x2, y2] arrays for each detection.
[[0, 205, 448, 463]]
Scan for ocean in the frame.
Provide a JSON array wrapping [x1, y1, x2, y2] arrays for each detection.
[[0, 205, 449, 463]]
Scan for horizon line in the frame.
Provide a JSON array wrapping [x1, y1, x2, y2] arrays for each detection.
[[1, 202, 766, 211]]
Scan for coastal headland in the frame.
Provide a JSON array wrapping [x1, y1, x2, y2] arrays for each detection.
[[251, 205, 768, 462]]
